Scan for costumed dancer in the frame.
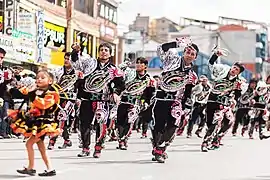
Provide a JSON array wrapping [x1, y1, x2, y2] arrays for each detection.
[[71, 43, 125, 158], [186, 75, 211, 138], [248, 80, 270, 139], [48, 52, 78, 149], [201, 46, 246, 152], [8, 70, 61, 176], [116, 57, 155, 150], [232, 79, 257, 136], [151, 37, 199, 163]]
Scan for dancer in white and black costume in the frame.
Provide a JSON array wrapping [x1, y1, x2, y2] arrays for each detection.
[[186, 75, 211, 138], [48, 52, 78, 150], [232, 78, 257, 137], [248, 80, 270, 139], [71, 43, 125, 158], [201, 46, 247, 152], [116, 57, 155, 150], [151, 38, 199, 163]]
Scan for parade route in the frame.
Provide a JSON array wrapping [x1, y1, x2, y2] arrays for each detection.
[[0, 132, 269, 180]]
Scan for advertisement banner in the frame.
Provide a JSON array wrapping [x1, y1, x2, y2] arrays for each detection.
[[0, 35, 15, 60], [13, 37, 35, 63], [3, 0, 14, 36], [36, 10, 45, 63], [17, 12, 36, 38], [44, 21, 66, 51]]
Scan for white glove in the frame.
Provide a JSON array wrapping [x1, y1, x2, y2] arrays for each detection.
[[0, 98, 3, 107], [112, 93, 121, 105]]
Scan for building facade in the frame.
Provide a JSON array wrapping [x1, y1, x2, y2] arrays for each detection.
[[0, 0, 119, 68]]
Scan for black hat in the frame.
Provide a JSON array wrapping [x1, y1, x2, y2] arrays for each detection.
[[233, 62, 245, 73]]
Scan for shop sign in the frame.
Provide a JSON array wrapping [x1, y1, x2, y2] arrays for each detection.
[[17, 12, 36, 37], [44, 22, 66, 48], [36, 10, 45, 63], [4, 0, 14, 36], [0, 35, 15, 60], [13, 37, 35, 63]]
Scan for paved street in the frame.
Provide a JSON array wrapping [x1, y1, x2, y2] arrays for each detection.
[[0, 132, 270, 180]]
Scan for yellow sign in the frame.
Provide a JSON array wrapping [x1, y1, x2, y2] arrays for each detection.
[[44, 22, 65, 33], [51, 51, 64, 66]]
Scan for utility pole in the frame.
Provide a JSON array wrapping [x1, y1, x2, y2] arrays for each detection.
[[66, 0, 74, 52]]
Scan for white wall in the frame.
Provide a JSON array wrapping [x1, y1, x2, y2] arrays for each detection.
[[123, 30, 160, 56], [168, 25, 216, 55], [218, 30, 256, 63]]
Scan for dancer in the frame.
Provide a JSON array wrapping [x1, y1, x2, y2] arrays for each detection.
[[232, 79, 257, 136], [8, 70, 61, 176], [116, 57, 155, 150], [48, 52, 78, 149], [151, 38, 199, 163], [71, 43, 125, 158], [201, 46, 246, 152], [186, 75, 211, 138], [248, 80, 270, 139]]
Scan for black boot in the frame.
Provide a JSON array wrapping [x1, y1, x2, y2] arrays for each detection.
[[58, 140, 72, 149], [77, 148, 90, 157]]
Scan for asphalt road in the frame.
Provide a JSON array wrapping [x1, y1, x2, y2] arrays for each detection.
[[0, 131, 270, 180]]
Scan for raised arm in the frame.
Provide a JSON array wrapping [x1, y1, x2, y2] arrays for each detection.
[[70, 50, 97, 78]]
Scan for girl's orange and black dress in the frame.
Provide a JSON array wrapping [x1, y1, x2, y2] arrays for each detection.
[[8, 85, 62, 140]]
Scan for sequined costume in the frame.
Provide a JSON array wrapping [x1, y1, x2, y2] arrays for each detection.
[[48, 66, 78, 149], [70, 51, 125, 158], [151, 41, 198, 163], [9, 86, 61, 139], [248, 81, 270, 139], [201, 52, 246, 152], [116, 62, 155, 150], [186, 76, 211, 138]]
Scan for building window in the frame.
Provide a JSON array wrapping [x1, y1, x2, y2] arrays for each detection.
[[74, 0, 86, 13], [99, 4, 105, 17], [125, 39, 134, 44], [46, 0, 56, 3], [162, 20, 165, 23], [98, 1, 117, 24], [57, 0, 67, 8], [113, 11, 117, 24]]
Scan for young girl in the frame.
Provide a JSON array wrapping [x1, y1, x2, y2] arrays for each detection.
[[8, 70, 61, 176]]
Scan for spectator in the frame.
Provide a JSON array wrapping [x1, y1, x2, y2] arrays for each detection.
[[0, 47, 13, 139]]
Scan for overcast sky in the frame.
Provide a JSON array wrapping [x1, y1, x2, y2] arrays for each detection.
[[117, 0, 269, 33]]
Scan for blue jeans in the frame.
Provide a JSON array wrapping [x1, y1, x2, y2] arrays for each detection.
[[0, 102, 10, 135]]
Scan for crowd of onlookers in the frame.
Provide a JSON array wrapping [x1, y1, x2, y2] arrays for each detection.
[[0, 47, 36, 139]]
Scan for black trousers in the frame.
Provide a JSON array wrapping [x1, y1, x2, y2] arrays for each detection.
[[116, 103, 137, 140], [203, 102, 233, 144], [187, 103, 206, 134], [152, 100, 179, 148], [50, 99, 74, 143], [139, 107, 152, 134], [249, 110, 265, 136], [80, 100, 109, 149], [232, 107, 250, 134]]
